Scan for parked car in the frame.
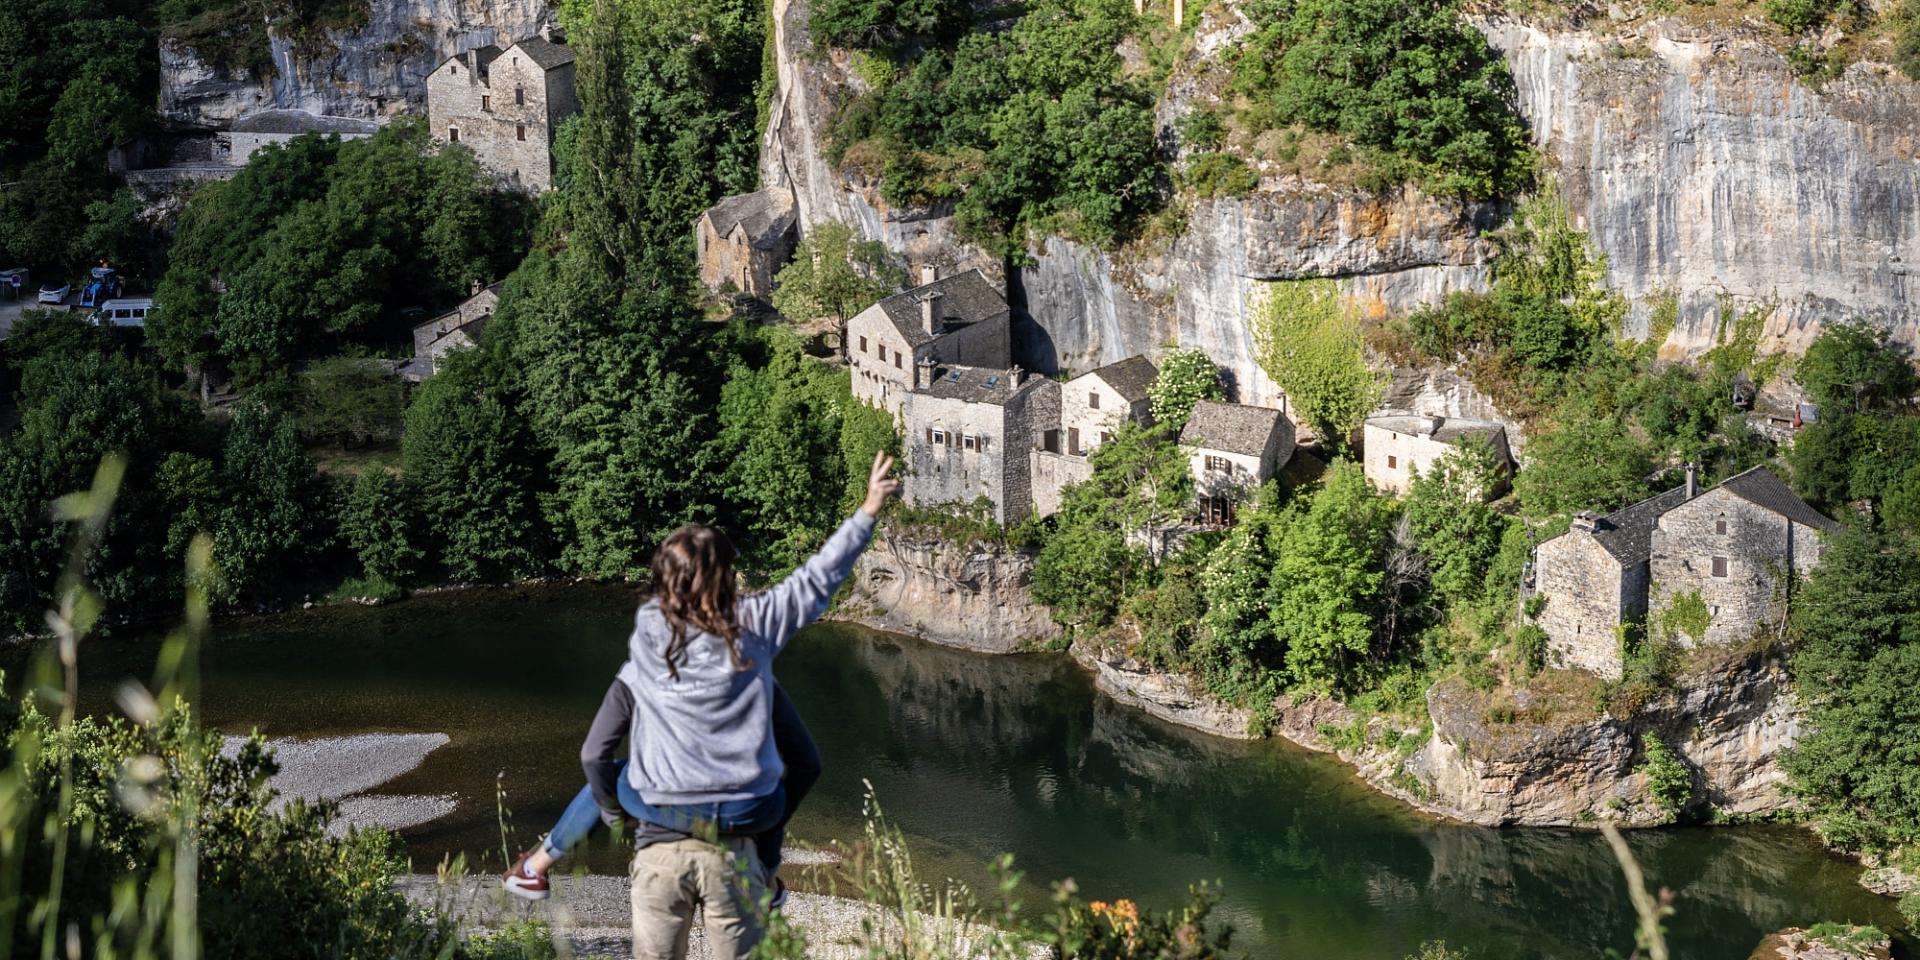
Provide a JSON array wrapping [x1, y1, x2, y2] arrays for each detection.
[[36, 282, 69, 304]]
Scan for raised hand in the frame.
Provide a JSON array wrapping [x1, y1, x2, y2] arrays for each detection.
[[861, 449, 901, 517]]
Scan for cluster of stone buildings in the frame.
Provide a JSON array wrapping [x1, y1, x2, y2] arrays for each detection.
[[846, 270, 1299, 524], [1531, 464, 1837, 678]]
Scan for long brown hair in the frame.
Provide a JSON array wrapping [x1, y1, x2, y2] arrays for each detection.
[[649, 525, 751, 680]]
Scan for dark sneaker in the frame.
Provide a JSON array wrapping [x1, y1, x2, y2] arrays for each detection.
[[501, 853, 550, 901], [769, 877, 789, 911]]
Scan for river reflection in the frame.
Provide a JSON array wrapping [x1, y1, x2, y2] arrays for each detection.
[[40, 585, 1905, 959]]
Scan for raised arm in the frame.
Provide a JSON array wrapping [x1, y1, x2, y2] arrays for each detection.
[[740, 450, 899, 652]]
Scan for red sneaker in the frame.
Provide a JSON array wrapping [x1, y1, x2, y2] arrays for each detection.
[[501, 852, 550, 901]]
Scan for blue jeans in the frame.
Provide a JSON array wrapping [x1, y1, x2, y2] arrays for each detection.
[[540, 684, 822, 873]]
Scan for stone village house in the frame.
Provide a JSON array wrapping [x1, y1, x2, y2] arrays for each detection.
[[695, 189, 798, 300], [848, 269, 1014, 420], [1180, 400, 1296, 526], [401, 282, 501, 381], [1361, 415, 1513, 499], [1532, 465, 1838, 679], [426, 31, 578, 192], [1030, 356, 1159, 517]]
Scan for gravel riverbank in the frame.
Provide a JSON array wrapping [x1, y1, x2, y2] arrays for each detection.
[[228, 732, 456, 834]]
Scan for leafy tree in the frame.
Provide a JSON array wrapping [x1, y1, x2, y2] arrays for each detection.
[[402, 349, 544, 582], [1194, 486, 1292, 704], [1784, 525, 1920, 851], [811, 0, 972, 47], [1230, 0, 1530, 198], [1148, 349, 1225, 428], [1513, 396, 1654, 517], [1032, 424, 1194, 629], [716, 327, 854, 571], [1403, 439, 1510, 608], [1251, 278, 1380, 449], [44, 73, 145, 170], [1796, 320, 1917, 416], [840, 397, 901, 514], [212, 400, 326, 601], [772, 221, 905, 335], [299, 355, 406, 447], [339, 470, 424, 586], [1268, 461, 1395, 692]]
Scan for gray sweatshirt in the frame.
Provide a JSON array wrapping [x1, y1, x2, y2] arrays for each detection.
[[622, 511, 875, 804]]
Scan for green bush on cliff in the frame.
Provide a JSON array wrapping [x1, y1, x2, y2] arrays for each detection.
[[1638, 735, 1693, 819], [1147, 348, 1226, 428], [1229, 0, 1531, 199]]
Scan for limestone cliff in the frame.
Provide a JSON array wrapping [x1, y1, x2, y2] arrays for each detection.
[[838, 528, 1061, 654], [159, 0, 557, 129], [758, 0, 1920, 400]]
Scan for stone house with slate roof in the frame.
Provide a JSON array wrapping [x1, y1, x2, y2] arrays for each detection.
[[402, 282, 501, 381], [1534, 465, 1838, 678], [426, 31, 578, 192], [1362, 414, 1513, 498], [224, 110, 377, 165], [1180, 400, 1296, 525], [901, 362, 1055, 524], [1029, 356, 1159, 517], [696, 189, 797, 298], [848, 270, 1012, 419]]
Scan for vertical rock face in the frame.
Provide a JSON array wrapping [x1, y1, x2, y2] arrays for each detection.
[[840, 529, 1061, 654], [159, 0, 558, 129], [1488, 18, 1920, 354]]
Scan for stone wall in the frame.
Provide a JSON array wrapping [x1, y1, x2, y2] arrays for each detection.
[[848, 305, 912, 415], [999, 380, 1052, 521], [1189, 447, 1265, 502], [840, 528, 1059, 652], [1362, 422, 1460, 497], [1535, 530, 1628, 678], [1649, 488, 1821, 649], [1059, 374, 1146, 457], [1030, 448, 1093, 518], [426, 51, 569, 191], [229, 127, 373, 164]]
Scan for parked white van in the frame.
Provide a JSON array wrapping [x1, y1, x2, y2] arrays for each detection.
[[92, 298, 153, 328]]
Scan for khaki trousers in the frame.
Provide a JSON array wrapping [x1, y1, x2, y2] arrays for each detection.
[[629, 836, 768, 960]]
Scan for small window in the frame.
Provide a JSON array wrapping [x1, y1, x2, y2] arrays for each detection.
[[1711, 556, 1729, 577], [1088, 391, 1101, 410], [963, 435, 978, 451], [516, 86, 526, 106], [1715, 518, 1727, 535], [1205, 454, 1232, 473], [516, 123, 526, 141], [1068, 427, 1081, 456], [1041, 429, 1060, 453], [450, 63, 458, 75], [1387, 455, 1398, 469], [894, 354, 902, 369], [929, 428, 949, 446], [878, 344, 888, 362], [1100, 431, 1113, 445], [448, 126, 460, 142], [482, 94, 491, 111], [859, 336, 868, 353]]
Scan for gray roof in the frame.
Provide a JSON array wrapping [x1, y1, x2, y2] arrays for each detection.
[[510, 36, 576, 70], [1718, 466, 1840, 532], [875, 270, 1009, 348], [441, 44, 504, 77], [704, 190, 796, 248], [1367, 414, 1507, 446], [1079, 355, 1158, 403], [1590, 486, 1694, 565], [230, 110, 378, 135], [1180, 400, 1284, 457], [918, 365, 1039, 406]]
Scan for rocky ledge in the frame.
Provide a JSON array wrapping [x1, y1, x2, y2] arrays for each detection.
[[837, 528, 1060, 654], [1749, 926, 1893, 960]]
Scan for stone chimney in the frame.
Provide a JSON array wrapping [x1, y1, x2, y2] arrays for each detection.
[[465, 49, 478, 76], [919, 262, 939, 286], [540, 22, 553, 42], [1684, 462, 1699, 499], [1570, 511, 1599, 532], [915, 358, 936, 390], [1009, 365, 1025, 387], [1427, 415, 1444, 436], [918, 290, 944, 337]]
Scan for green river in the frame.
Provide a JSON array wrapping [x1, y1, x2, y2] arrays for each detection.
[[50, 585, 1907, 958]]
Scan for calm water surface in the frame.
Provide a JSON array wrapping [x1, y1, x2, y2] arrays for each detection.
[[46, 586, 1907, 958]]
